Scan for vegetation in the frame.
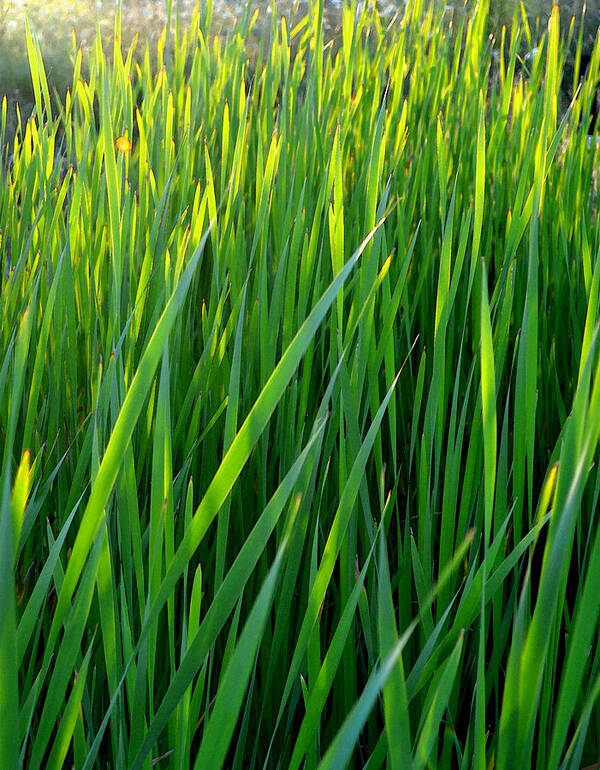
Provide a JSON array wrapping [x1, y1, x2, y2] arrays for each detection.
[[4, 0, 600, 766]]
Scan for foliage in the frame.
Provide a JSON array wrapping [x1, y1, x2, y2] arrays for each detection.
[[3, 0, 600, 767]]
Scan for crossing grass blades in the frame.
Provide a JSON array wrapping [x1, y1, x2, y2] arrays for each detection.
[[4, 0, 600, 767]]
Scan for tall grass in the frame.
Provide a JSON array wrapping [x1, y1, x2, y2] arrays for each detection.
[[3, 0, 600, 766]]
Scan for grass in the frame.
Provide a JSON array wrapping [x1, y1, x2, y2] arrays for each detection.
[[4, 0, 600, 766]]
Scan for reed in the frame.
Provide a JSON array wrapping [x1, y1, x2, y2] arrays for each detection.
[[3, 1, 600, 767]]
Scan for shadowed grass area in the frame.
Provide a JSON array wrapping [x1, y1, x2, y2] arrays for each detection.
[[5, 0, 600, 768]]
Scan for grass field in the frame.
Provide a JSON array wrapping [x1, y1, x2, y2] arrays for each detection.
[[4, 0, 600, 767]]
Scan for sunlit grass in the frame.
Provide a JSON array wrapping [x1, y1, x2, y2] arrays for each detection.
[[4, 0, 600, 767]]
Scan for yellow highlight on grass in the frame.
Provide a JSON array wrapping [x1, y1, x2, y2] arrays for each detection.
[[12, 449, 31, 554], [532, 462, 559, 550], [115, 134, 132, 153]]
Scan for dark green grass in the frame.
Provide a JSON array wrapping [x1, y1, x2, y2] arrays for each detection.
[[3, 1, 600, 768]]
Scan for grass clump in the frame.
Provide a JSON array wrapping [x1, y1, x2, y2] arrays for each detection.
[[4, 0, 600, 767]]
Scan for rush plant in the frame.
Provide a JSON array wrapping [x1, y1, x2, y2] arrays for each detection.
[[3, 1, 600, 767]]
